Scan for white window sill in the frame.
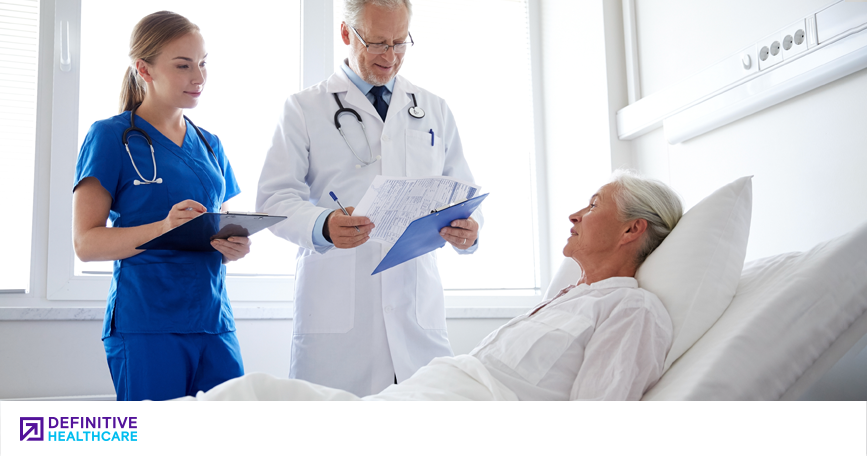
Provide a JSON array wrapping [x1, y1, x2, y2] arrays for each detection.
[[0, 305, 528, 321]]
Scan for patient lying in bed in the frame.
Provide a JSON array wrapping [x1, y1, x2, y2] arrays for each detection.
[[185, 171, 684, 401]]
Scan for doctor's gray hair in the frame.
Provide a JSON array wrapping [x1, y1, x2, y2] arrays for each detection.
[[343, 0, 413, 30], [609, 169, 683, 266]]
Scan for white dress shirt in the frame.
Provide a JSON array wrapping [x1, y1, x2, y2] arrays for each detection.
[[470, 277, 673, 400]]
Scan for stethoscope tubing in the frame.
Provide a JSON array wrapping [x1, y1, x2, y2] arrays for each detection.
[[121, 103, 220, 185], [332, 90, 424, 168], [333, 93, 377, 167]]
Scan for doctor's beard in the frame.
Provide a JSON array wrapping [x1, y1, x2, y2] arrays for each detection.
[[348, 54, 403, 86]]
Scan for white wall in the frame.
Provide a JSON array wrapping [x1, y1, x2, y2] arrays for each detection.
[[630, 0, 867, 261], [628, 0, 867, 400]]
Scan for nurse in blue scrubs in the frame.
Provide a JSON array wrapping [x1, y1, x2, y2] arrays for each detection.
[[72, 11, 250, 401]]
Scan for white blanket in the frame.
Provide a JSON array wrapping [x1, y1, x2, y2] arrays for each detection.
[[186, 355, 518, 401]]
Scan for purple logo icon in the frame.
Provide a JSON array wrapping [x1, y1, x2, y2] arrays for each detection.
[[20, 417, 44, 441]]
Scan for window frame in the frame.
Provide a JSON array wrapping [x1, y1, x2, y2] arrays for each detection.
[[36, 0, 549, 309]]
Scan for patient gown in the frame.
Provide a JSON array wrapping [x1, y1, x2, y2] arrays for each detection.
[[471, 276, 672, 400]]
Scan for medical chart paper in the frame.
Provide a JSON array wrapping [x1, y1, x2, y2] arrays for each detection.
[[353, 175, 481, 246]]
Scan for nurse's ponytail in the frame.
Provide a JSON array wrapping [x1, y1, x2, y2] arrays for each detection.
[[119, 11, 200, 113]]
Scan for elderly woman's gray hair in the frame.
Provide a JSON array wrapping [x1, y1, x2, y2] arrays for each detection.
[[343, 0, 413, 29], [609, 170, 683, 266]]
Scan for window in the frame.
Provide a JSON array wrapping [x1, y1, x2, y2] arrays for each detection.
[[74, 0, 302, 278], [43, 0, 546, 307], [333, 0, 542, 293], [0, 0, 38, 292]]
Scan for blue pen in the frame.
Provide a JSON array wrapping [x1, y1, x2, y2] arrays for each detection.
[[429, 129, 434, 146], [329, 191, 360, 232]]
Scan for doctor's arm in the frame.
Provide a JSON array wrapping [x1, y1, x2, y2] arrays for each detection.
[[72, 177, 206, 261], [256, 96, 335, 252], [322, 206, 374, 249], [439, 217, 478, 250]]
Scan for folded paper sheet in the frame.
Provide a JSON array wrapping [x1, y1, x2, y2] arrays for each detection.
[[353, 175, 482, 246]]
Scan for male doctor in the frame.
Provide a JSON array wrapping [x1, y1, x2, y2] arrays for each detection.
[[256, 0, 482, 396]]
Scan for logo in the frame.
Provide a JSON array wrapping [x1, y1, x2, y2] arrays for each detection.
[[17, 416, 139, 442], [20, 417, 44, 441]]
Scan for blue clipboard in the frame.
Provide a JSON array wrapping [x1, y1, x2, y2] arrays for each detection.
[[136, 212, 287, 252], [372, 193, 488, 275]]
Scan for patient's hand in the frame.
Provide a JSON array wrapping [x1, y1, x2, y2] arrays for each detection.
[[440, 217, 478, 250]]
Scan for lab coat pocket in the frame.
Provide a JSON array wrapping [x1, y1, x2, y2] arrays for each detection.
[[294, 248, 356, 334], [415, 252, 446, 330], [405, 129, 445, 178]]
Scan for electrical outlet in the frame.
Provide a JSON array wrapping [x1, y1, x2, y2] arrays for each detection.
[[781, 19, 807, 60], [757, 31, 783, 70]]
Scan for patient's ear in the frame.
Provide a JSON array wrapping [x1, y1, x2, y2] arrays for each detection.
[[621, 218, 647, 246]]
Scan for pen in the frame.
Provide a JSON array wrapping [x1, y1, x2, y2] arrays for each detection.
[[429, 129, 434, 146], [329, 191, 360, 232]]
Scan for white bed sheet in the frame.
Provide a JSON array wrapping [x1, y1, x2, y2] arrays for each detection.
[[643, 222, 867, 400], [185, 355, 518, 401]]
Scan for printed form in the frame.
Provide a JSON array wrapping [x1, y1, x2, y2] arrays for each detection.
[[353, 175, 481, 245]]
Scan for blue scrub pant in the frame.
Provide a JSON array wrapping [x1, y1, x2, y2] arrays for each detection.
[[103, 331, 244, 401]]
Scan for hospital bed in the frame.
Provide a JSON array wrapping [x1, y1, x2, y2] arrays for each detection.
[[545, 176, 867, 400], [194, 176, 867, 401]]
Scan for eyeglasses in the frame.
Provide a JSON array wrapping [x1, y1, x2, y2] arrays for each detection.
[[349, 25, 414, 54]]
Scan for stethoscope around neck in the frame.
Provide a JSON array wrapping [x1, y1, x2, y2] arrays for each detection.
[[332, 91, 425, 169], [121, 103, 220, 185]]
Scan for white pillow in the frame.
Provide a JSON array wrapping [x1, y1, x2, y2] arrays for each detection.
[[636, 176, 753, 372], [643, 221, 867, 400], [543, 257, 582, 301]]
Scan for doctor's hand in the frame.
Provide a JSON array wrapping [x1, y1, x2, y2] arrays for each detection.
[[162, 199, 206, 232], [325, 207, 375, 249], [212, 236, 251, 264], [440, 217, 478, 250]]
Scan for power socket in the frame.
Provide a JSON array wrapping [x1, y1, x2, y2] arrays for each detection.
[[757, 31, 783, 70], [781, 18, 807, 60], [756, 18, 809, 72]]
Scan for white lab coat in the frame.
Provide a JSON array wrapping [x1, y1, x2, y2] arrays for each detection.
[[256, 69, 482, 396]]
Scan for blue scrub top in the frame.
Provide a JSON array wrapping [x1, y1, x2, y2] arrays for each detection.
[[74, 112, 241, 339]]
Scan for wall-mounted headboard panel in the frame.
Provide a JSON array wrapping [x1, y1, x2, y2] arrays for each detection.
[[617, 0, 867, 144]]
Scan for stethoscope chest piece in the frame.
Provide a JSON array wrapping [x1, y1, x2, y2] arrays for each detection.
[[408, 93, 425, 119], [408, 106, 425, 119]]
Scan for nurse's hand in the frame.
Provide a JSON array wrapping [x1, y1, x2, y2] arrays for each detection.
[[440, 217, 478, 250], [325, 207, 374, 249], [212, 236, 251, 263], [163, 199, 207, 232]]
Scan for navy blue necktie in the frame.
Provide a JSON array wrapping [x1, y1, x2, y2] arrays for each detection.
[[369, 86, 388, 121]]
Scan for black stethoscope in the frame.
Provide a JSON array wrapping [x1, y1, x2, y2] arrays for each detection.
[[121, 103, 220, 185], [332, 92, 425, 169]]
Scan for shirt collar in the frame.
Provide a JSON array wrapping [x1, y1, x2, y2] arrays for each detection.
[[574, 276, 638, 292], [341, 59, 396, 96]]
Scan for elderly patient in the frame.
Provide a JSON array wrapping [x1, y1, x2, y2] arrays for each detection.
[[185, 171, 683, 401]]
